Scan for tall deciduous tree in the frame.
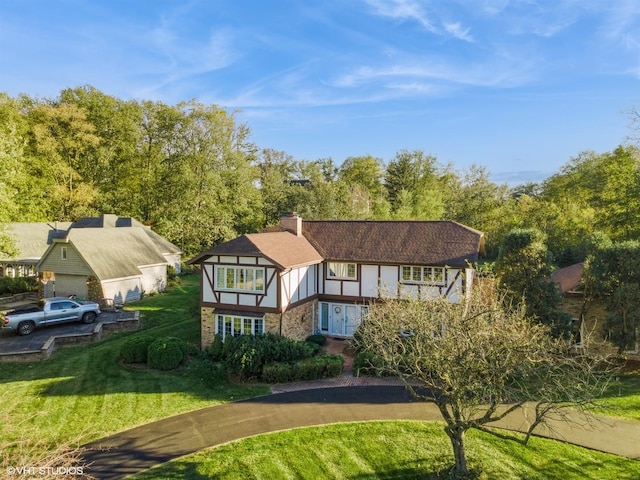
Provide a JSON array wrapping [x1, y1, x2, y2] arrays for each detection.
[[354, 291, 612, 476], [584, 240, 640, 353], [153, 101, 259, 256], [25, 101, 101, 220], [496, 228, 572, 336], [384, 150, 445, 219]]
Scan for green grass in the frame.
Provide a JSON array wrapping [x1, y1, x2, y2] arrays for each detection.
[[2, 274, 639, 475], [132, 421, 640, 480], [596, 374, 640, 421], [0, 275, 269, 463]]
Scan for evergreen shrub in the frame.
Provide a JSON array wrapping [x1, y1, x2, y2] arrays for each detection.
[[305, 334, 327, 346], [353, 351, 386, 377], [147, 337, 185, 371], [120, 335, 155, 363]]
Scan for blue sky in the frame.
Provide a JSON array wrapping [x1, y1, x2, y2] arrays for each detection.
[[1, 1, 639, 184]]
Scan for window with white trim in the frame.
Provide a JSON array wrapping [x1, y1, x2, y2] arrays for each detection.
[[215, 314, 265, 340], [327, 262, 357, 280], [215, 266, 265, 293], [61, 247, 67, 260], [401, 266, 445, 285]]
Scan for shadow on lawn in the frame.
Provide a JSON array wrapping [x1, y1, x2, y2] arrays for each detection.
[[30, 355, 267, 400]]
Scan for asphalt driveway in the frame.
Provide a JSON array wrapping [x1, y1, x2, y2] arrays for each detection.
[[0, 311, 128, 354]]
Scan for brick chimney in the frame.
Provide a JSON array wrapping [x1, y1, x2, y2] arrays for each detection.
[[280, 212, 303, 237]]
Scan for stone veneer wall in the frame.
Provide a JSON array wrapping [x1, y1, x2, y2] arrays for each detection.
[[201, 307, 216, 350], [265, 300, 315, 341], [200, 301, 316, 349]]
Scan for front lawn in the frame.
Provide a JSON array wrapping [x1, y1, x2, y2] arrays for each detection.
[[132, 421, 640, 480], [0, 274, 269, 467], [597, 373, 640, 421]]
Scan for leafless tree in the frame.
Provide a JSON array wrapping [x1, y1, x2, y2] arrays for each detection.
[[353, 289, 615, 476]]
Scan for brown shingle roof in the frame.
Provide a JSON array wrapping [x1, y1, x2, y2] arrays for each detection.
[[189, 220, 484, 269], [551, 262, 584, 293], [188, 232, 323, 269], [302, 220, 484, 267]]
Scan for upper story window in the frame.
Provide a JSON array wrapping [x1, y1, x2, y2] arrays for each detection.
[[327, 262, 357, 280], [216, 266, 265, 293], [61, 247, 67, 260], [401, 266, 445, 285]]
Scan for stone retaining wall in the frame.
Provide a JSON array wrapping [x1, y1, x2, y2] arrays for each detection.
[[0, 311, 140, 362]]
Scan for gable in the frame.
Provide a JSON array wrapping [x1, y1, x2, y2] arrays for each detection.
[[189, 232, 322, 269]]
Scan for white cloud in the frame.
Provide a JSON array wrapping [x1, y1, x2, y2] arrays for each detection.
[[363, 0, 438, 33], [444, 22, 474, 42]]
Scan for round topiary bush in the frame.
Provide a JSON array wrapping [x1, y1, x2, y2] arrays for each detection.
[[147, 337, 185, 371], [120, 335, 155, 364]]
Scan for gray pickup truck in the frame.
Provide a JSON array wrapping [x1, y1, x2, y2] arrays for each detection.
[[1, 297, 101, 336]]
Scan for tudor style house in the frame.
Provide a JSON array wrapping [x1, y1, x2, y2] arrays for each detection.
[[189, 214, 485, 349]]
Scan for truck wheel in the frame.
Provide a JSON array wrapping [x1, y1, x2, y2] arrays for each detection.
[[82, 312, 97, 324], [18, 321, 35, 336]]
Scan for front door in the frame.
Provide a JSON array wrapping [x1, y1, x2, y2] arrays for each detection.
[[330, 305, 346, 336], [320, 302, 367, 337]]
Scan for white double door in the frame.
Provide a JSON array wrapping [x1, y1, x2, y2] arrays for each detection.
[[320, 302, 367, 337]]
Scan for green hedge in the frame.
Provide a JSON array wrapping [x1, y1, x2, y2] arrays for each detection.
[[120, 335, 155, 363], [262, 355, 344, 383], [221, 334, 318, 380]]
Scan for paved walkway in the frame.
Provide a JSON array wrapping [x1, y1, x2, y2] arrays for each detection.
[[81, 378, 640, 480]]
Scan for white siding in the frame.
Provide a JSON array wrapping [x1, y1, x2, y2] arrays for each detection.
[[281, 265, 318, 309], [102, 277, 143, 304], [325, 280, 341, 296], [361, 265, 379, 297], [139, 264, 167, 294], [342, 281, 359, 297], [164, 253, 182, 273], [220, 292, 237, 304], [238, 294, 255, 306], [203, 264, 216, 302], [379, 266, 399, 297]]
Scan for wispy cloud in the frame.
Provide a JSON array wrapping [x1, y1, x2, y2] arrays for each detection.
[[363, 0, 438, 33], [362, 0, 473, 42]]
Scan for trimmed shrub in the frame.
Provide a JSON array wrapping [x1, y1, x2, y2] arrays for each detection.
[[261, 362, 293, 383], [120, 335, 155, 363], [304, 341, 321, 356], [162, 336, 188, 357], [305, 334, 327, 346], [147, 338, 185, 371], [323, 354, 344, 377], [209, 334, 224, 361], [353, 351, 386, 377], [223, 334, 318, 380], [288, 354, 344, 382]]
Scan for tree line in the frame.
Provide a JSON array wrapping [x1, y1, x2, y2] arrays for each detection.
[[1, 85, 639, 263]]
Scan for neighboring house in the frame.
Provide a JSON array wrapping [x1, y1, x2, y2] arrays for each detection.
[[1, 215, 181, 304], [189, 214, 485, 349], [69, 215, 182, 274], [37, 215, 181, 303], [551, 262, 584, 295], [0, 222, 71, 278]]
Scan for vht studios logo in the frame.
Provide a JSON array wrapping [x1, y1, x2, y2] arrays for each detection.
[[6, 465, 84, 476]]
